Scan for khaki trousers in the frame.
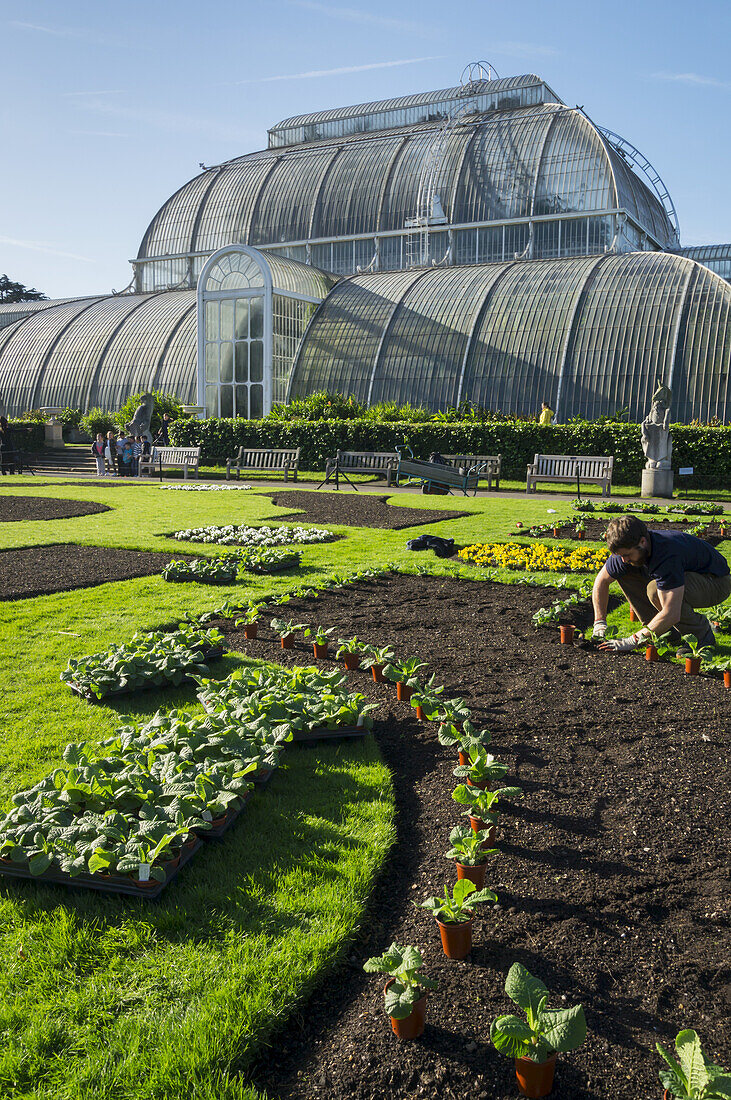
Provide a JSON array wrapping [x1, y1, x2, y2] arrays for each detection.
[[616, 570, 731, 639]]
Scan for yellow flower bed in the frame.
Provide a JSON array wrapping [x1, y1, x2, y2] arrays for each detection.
[[458, 541, 607, 573]]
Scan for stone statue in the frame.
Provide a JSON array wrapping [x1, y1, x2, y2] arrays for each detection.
[[641, 380, 673, 470], [129, 393, 155, 442]]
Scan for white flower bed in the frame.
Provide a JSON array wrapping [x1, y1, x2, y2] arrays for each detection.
[[171, 524, 336, 546], [158, 483, 253, 491]]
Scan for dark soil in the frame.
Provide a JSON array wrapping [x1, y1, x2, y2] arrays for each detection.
[[212, 575, 730, 1100], [0, 496, 110, 522], [0, 543, 197, 601], [514, 519, 727, 546], [260, 490, 468, 529]]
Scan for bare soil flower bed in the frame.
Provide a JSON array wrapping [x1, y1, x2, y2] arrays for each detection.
[[209, 575, 729, 1100], [0, 496, 110, 522], [517, 518, 727, 546], [0, 544, 197, 601], [260, 490, 468, 529]]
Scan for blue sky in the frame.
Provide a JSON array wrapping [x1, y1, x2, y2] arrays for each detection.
[[2, 0, 730, 298]]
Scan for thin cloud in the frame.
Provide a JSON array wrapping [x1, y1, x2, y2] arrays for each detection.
[[288, 1, 428, 35], [651, 70, 731, 91], [228, 56, 441, 86], [9, 20, 133, 48], [0, 235, 94, 264]]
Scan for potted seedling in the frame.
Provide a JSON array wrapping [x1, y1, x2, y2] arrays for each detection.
[[491, 962, 587, 1098], [645, 629, 674, 663], [714, 657, 731, 689], [270, 617, 309, 650], [656, 1028, 731, 1099], [409, 674, 445, 721], [559, 623, 575, 645], [452, 781, 522, 844], [236, 604, 264, 640], [335, 636, 366, 672], [453, 745, 510, 791], [363, 943, 438, 1040], [418, 878, 497, 959], [574, 517, 586, 540], [438, 717, 489, 765], [361, 645, 395, 683], [307, 625, 335, 659], [383, 657, 427, 703], [681, 633, 715, 675], [444, 824, 498, 889]]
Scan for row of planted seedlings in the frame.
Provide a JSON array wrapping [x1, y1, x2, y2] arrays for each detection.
[[0, 587, 383, 894], [531, 587, 731, 685]]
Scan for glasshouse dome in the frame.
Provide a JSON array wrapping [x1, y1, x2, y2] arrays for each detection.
[[0, 68, 729, 423]]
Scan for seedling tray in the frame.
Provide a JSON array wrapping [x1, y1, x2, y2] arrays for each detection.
[[0, 837, 203, 899], [197, 793, 251, 840], [291, 721, 367, 743], [66, 647, 226, 701]]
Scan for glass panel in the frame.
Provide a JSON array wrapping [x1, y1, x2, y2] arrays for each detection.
[[250, 340, 263, 382], [250, 296, 263, 339], [221, 300, 235, 340], [205, 385, 218, 417], [235, 341, 249, 381], [219, 385, 233, 418], [236, 384, 249, 416], [205, 342, 218, 382], [205, 300, 219, 340], [235, 298, 249, 338], [250, 384, 263, 418], [220, 343, 233, 383]]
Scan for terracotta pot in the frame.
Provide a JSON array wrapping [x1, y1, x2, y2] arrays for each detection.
[[724, 671, 731, 689], [515, 1052, 557, 1098], [371, 664, 385, 683], [552, 528, 559, 537], [396, 681, 412, 703], [313, 642, 329, 659], [468, 815, 495, 847], [685, 656, 701, 675], [343, 652, 360, 671], [280, 634, 295, 649], [455, 860, 487, 888], [162, 855, 180, 871], [133, 878, 156, 889], [210, 813, 228, 829], [243, 623, 258, 639], [559, 624, 575, 644], [646, 645, 659, 662], [436, 914, 473, 959], [467, 775, 489, 790], [384, 979, 427, 1040], [415, 705, 429, 721], [629, 607, 637, 622], [458, 749, 469, 766], [576, 530, 584, 540]]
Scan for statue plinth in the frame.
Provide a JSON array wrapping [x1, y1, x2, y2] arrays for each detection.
[[44, 420, 64, 448], [641, 467, 674, 499]]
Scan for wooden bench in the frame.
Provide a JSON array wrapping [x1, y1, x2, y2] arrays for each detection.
[[139, 446, 201, 480], [226, 446, 300, 481], [526, 453, 614, 496], [396, 457, 481, 496], [324, 450, 400, 486], [443, 453, 502, 491]]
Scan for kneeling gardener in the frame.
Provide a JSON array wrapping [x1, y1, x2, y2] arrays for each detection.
[[592, 515, 731, 653]]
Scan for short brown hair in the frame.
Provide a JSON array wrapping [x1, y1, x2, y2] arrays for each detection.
[[606, 515, 648, 552]]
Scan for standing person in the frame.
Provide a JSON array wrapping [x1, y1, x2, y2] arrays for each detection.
[[120, 438, 135, 476], [91, 433, 106, 477], [157, 412, 172, 446], [132, 435, 143, 476], [592, 515, 731, 654], [104, 431, 117, 475], [0, 417, 15, 474], [539, 402, 555, 426], [115, 429, 128, 477]]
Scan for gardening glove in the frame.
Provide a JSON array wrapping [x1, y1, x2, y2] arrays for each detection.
[[599, 633, 643, 653], [592, 619, 608, 639]]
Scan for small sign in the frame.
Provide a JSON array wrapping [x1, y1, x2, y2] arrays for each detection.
[[138, 863, 150, 882], [678, 467, 694, 476]]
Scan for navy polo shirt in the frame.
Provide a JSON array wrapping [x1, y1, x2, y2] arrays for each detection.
[[605, 529, 730, 591]]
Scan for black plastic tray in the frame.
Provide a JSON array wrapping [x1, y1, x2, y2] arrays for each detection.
[[0, 837, 203, 899], [291, 723, 368, 743], [66, 647, 226, 702], [196, 792, 250, 840]]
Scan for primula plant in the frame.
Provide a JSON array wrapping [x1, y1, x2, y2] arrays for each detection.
[[444, 825, 497, 866], [656, 1029, 731, 1099], [491, 962, 587, 1064], [363, 943, 438, 1019], [171, 524, 335, 547], [418, 878, 497, 924]]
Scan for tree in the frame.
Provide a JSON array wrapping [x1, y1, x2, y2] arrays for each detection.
[[0, 275, 47, 303]]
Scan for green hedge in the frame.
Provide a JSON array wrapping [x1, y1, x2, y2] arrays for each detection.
[[7, 421, 45, 450], [169, 417, 731, 487]]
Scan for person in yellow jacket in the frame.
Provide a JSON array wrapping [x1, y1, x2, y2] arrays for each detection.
[[539, 402, 555, 426]]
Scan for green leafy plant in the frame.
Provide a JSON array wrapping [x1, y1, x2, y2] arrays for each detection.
[[162, 557, 239, 585], [363, 943, 438, 1019], [490, 962, 587, 1064], [382, 657, 427, 688], [452, 782, 522, 824], [681, 634, 715, 661], [437, 718, 491, 753], [656, 1029, 731, 1098], [409, 674, 445, 718], [235, 604, 265, 627], [308, 625, 335, 645], [360, 645, 395, 668], [418, 878, 497, 924], [444, 825, 497, 866], [453, 745, 510, 786], [335, 636, 367, 658], [239, 547, 301, 574], [270, 618, 308, 638]]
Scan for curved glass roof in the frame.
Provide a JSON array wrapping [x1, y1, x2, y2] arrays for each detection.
[[137, 104, 675, 261], [0, 292, 196, 418], [289, 253, 731, 424]]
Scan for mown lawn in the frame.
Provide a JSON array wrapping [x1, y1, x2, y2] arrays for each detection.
[[0, 479, 729, 1099]]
